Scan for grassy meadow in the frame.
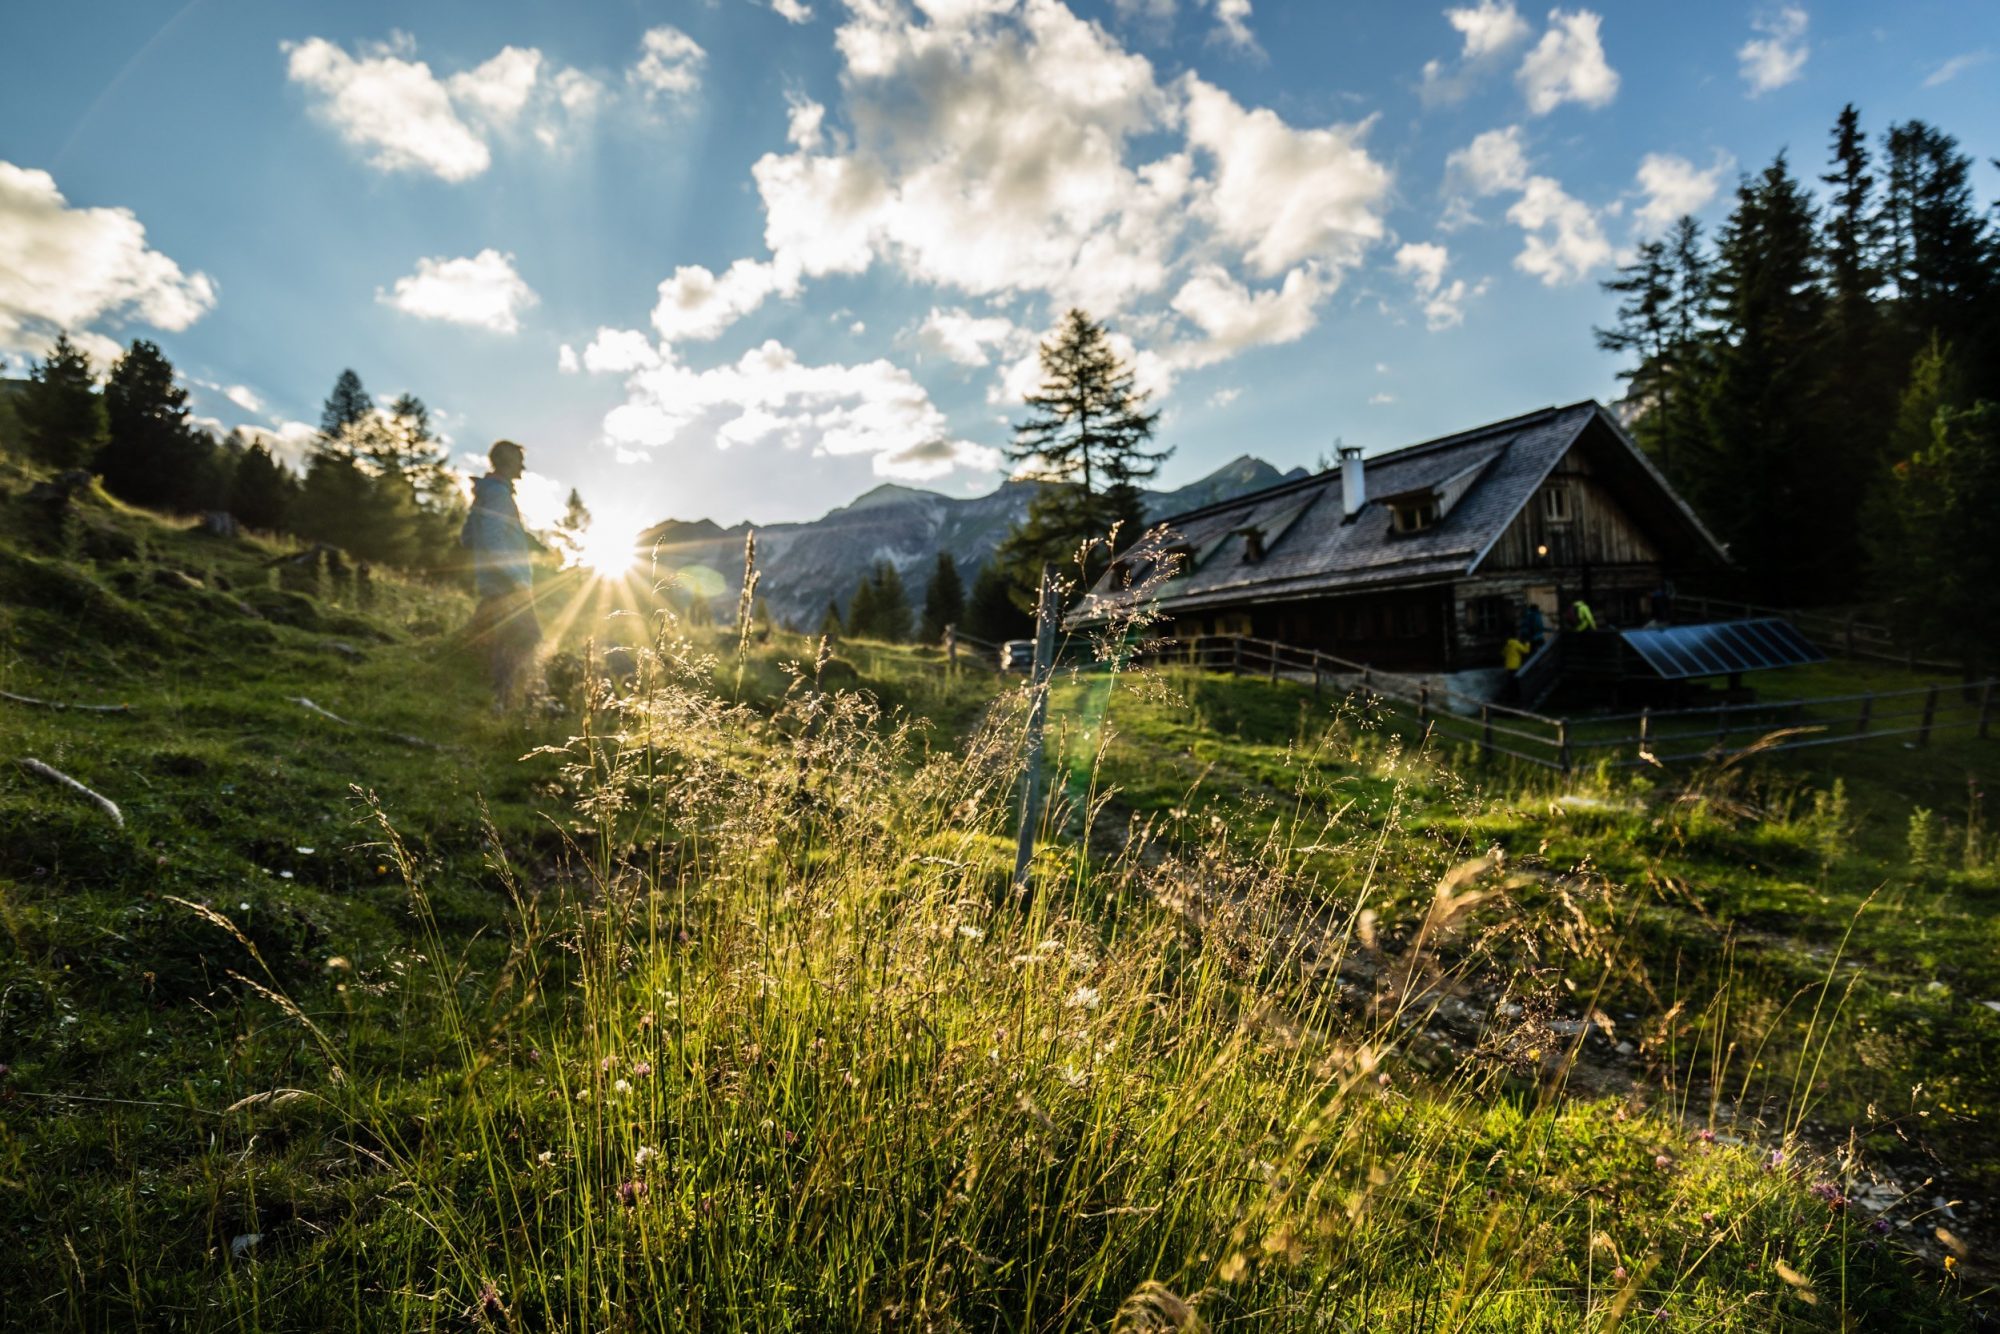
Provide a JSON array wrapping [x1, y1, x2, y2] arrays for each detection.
[[1, 453, 1995, 1330]]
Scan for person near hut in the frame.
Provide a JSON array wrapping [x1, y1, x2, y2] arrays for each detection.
[[1519, 603, 1546, 650], [1572, 599, 1598, 631], [461, 439, 542, 706]]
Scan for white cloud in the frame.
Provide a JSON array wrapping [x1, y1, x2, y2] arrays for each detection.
[[237, 420, 319, 469], [1208, 386, 1241, 407], [1207, 0, 1257, 51], [1924, 50, 1990, 87], [631, 26, 706, 98], [1507, 175, 1610, 284], [1738, 7, 1808, 96], [285, 35, 605, 179], [651, 258, 800, 343], [0, 161, 217, 361], [582, 327, 663, 374], [1369, 392, 1396, 405], [1447, 125, 1531, 197], [1516, 9, 1618, 115], [918, 307, 1023, 366], [785, 96, 827, 151], [379, 249, 538, 332], [1166, 263, 1328, 367], [1393, 242, 1483, 329], [557, 343, 581, 374], [599, 338, 1001, 480], [285, 37, 492, 180], [448, 46, 541, 123], [1420, 1, 1531, 105], [1632, 152, 1729, 235], [223, 384, 264, 414], [1183, 76, 1390, 278], [772, 0, 814, 21]]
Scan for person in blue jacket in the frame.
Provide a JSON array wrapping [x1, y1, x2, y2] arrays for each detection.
[[461, 440, 542, 705]]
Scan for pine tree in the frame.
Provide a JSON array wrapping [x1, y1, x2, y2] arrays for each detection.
[[818, 596, 844, 642], [918, 551, 966, 644], [226, 438, 299, 531], [963, 561, 1033, 643], [98, 339, 215, 510], [320, 369, 375, 444], [1882, 121, 1996, 393], [553, 488, 592, 563], [1698, 154, 1834, 602], [17, 333, 107, 469], [1882, 402, 2000, 671], [845, 571, 879, 640], [868, 561, 912, 641], [996, 310, 1168, 608]]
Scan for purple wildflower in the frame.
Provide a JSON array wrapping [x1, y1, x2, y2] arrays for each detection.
[[616, 1179, 647, 1207]]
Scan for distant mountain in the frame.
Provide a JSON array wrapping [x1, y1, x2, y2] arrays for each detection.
[[635, 455, 1309, 630]]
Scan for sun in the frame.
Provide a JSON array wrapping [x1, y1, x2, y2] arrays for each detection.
[[575, 525, 644, 578]]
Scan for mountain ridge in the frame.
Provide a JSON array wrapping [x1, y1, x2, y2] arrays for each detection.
[[635, 455, 1311, 628]]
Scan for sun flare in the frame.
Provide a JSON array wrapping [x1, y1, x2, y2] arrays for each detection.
[[575, 525, 644, 578]]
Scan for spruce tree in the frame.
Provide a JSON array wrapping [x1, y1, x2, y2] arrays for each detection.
[[320, 369, 375, 444], [1882, 121, 1996, 393], [18, 333, 107, 469], [226, 439, 298, 531], [1882, 402, 2000, 671], [98, 339, 215, 510], [818, 596, 844, 642], [996, 310, 1168, 608], [846, 571, 880, 640], [867, 560, 913, 641], [918, 551, 966, 644], [1698, 155, 1833, 602], [963, 561, 1033, 643]]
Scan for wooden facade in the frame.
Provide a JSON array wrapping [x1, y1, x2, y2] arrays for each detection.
[[1082, 401, 1730, 679]]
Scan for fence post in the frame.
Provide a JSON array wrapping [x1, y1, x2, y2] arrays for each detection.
[[1639, 707, 1650, 759], [1267, 641, 1278, 682], [1231, 638, 1242, 675], [1919, 684, 1939, 747], [1856, 692, 1872, 735], [1557, 719, 1571, 775], [1012, 567, 1057, 902], [1312, 653, 1322, 702], [1418, 685, 1430, 722], [1980, 679, 1993, 741], [1480, 704, 1492, 759], [944, 623, 957, 672]]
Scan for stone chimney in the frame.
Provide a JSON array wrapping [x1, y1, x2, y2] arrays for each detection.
[[1340, 445, 1366, 518]]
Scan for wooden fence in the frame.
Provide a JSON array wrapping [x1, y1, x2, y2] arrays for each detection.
[[1138, 634, 1995, 773]]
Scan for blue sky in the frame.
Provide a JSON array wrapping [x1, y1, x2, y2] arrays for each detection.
[[3, 0, 1996, 533]]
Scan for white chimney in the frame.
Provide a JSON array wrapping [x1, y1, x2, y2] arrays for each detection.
[[1340, 445, 1366, 518]]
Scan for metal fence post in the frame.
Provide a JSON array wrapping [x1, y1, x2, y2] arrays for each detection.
[[1919, 684, 1939, 747], [1012, 567, 1057, 902]]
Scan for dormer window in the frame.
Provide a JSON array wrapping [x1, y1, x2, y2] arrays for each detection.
[[1390, 498, 1438, 534], [1543, 485, 1571, 523]]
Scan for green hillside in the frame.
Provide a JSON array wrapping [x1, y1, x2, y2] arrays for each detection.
[[0, 448, 1992, 1330]]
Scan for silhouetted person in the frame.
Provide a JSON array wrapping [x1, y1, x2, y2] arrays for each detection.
[[461, 440, 541, 706]]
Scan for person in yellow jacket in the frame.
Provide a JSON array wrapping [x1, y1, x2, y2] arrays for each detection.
[[1503, 635, 1531, 670]]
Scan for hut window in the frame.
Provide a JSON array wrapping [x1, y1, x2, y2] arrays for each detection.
[[1464, 595, 1510, 636], [1390, 498, 1438, 534], [1542, 485, 1571, 522]]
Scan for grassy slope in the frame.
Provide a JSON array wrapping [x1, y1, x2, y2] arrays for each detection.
[[0, 453, 1987, 1330]]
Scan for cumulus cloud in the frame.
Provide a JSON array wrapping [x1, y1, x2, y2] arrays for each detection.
[[285, 34, 607, 179], [1206, 0, 1258, 51], [1507, 175, 1610, 284], [1633, 151, 1729, 235], [772, 0, 815, 21], [582, 327, 664, 374], [379, 249, 538, 332], [630, 26, 706, 98], [1208, 386, 1241, 407], [1167, 263, 1328, 367], [1420, 1, 1531, 105], [1394, 242, 1484, 329], [918, 308, 1023, 366], [597, 338, 1001, 480], [1447, 124, 1531, 197], [1738, 7, 1808, 95], [1516, 8, 1618, 115], [222, 384, 264, 414], [0, 161, 216, 361], [651, 258, 800, 343]]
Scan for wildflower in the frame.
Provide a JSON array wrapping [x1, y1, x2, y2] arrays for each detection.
[[600, 1056, 616, 1073], [612, 1078, 632, 1095], [1764, 1148, 1785, 1172], [1694, 1128, 1716, 1143], [468, 1281, 506, 1327], [1612, 1265, 1628, 1282], [638, 1012, 654, 1030], [958, 924, 985, 941], [1066, 985, 1101, 1010], [1654, 1154, 1672, 1170], [1870, 1218, 1892, 1235], [616, 1179, 646, 1207], [536, 1150, 554, 1168], [634, 1146, 657, 1169], [632, 1061, 653, 1078], [526, 1048, 541, 1065], [1377, 1072, 1392, 1087], [1701, 1211, 1715, 1225], [1808, 1181, 1848, 1209]]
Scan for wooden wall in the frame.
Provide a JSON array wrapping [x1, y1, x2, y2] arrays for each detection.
[[1481, 444, 1663, 571]]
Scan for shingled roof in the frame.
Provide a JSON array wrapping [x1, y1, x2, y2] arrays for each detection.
[[1074, 400, 1726, 621]]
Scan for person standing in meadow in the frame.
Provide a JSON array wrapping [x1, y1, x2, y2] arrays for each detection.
[[461, 439, 542, 707]]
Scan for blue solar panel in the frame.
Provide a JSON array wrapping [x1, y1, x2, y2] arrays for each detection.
[[1619, 619, 1827, 680]]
